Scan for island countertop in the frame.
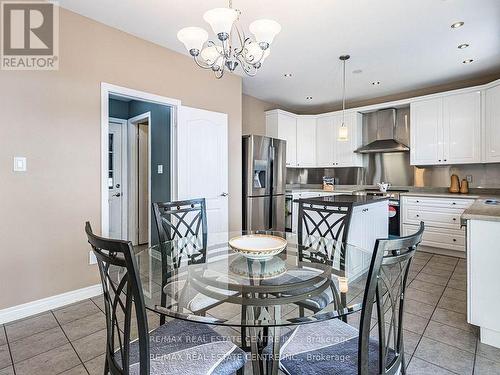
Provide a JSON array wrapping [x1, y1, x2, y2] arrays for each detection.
[[294, 194, 389, 206], [461, 199, 500, 222]]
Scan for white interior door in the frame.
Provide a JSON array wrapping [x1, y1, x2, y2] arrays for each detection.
[[108, 121, 125, 239], [177, 106, 228, 233]]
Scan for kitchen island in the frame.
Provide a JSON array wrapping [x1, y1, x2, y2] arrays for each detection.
[[462, 199, 500, 349], [293, 195, 389, 280]]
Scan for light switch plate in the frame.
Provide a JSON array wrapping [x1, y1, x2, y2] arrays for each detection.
[[89, 251, 97, 265], [157, 164, 163, 174], [466, 175, 473, 183], [13, 157, 26, 172]]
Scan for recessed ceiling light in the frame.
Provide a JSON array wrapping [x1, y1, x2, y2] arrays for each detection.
[[352, 69, 363, 74], [371, 81, 381, 85], [451, 21, 464, 29], [284, 73, 292, 77], [306, 96, 313, 100], [463, 59, 474, 64], [458, 43, 470, 49]]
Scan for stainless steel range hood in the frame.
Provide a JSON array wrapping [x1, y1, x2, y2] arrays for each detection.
[[355, 108, 410, 153]]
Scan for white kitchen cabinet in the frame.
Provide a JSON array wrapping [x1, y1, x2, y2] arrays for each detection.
[[443, 91, 481, 164], [401, 195, 474, 257], [467, 219, 500, 348], [266, 111, 297, 166], [296, 117, 317, 167], [484, 84, 500, 163], [410, 98, 443, 165], [315, 112, 363, 168], [316, 115, 335, 166], [335, 112, 363, 167], [347, 200, 389, 280], [410, 92, 481, 165]]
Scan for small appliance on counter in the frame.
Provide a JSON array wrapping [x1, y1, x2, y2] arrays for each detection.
[[322, 176, 336, 191]]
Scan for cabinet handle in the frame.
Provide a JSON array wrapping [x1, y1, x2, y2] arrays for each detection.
[[452, 218, 457, 221], [438, 159, 442, 162], [452, 202, 456, 205], [444, 159, 447, 162], [453, 238, 457, 242], [416, 200, 420, 203]]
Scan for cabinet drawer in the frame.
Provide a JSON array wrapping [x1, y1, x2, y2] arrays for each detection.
[[403, 224, 465, 252], [402, 196, 474, 209], [404, 205, 462, 229]]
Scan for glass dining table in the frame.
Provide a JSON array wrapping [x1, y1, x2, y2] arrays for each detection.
[[110, 231, 373, 375]]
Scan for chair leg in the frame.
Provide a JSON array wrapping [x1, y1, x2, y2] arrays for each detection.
[[104, 357, 109, 375]]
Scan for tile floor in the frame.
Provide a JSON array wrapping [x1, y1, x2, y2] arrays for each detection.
[[1, 251, 499, 375]]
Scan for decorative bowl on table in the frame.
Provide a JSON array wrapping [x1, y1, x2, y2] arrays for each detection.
[[229, 255, 287, 280], [228, 234, 287, 260]]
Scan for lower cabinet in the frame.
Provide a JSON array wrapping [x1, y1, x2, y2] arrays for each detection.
[[347, 201, 389, 280], [401, 195, 474, 256]]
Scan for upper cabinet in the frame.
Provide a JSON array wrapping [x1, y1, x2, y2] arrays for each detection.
[[484, 84, 500, 163], [266, 110, 362, 168], [296, 117, 317, 167], [410, 91, 481, 165], [266, 111, 297, 166]]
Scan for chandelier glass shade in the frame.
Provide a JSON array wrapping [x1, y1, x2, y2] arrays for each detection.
[[177, 1, 281, 79]]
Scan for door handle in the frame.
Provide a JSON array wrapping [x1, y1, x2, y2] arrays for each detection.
[[220, 192, 229, 197], [112, 193, 121, 197]]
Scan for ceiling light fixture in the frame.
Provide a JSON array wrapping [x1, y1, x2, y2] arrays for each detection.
[[372, 81, 381, 85], [284, 73, 293, 77], [177, 0, 281, 79], [338, 55, 350, 142], [463, 59, 474, 64], [451, 21, 464, 29], [458, 43, 470, 49]]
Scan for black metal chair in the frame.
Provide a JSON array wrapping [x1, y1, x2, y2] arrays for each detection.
[[85, 222, 246, 375], [153, 199, 213, 324], [266, 222, 425, 375], [292, 200, 354, 313]]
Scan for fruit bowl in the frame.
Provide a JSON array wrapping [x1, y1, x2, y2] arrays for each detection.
[[228, 234, 287, 260]]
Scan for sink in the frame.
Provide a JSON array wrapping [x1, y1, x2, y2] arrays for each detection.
[[484, 199, 499, 205]]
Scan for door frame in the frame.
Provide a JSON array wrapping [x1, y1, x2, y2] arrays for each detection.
[[128, 112, 152, 245], [100, 82, 181, 238], [108, 117, 128, 239]]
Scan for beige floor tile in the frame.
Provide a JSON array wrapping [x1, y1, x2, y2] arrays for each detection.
[[437, 295, 466, 314], [14, 344, 80, 375], [476, 340, 500, 364], [474, 355, 500, 374], [5, 313, 58, 342], [415, 272, 449, 286], [71, 329, 107, 362], [406, 288, 441, 306], [409, 279, 446, 295], [423, 320, 476, 353], [404, 299, 435, 320], [414, 337, 474, 374], [442, 287, 466, 302], [62, 312, 106, 341], [431, 308, 475, 333], [0, 345, 11, 371], [9, 326, 68, 363], [53, 300, 101, 326], [403, 312, 429, 335], [407, 356, 456, 375]]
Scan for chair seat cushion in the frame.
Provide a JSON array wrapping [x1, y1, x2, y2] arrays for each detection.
[[123, 319, 246, 375], [264, 318, 395, 375]]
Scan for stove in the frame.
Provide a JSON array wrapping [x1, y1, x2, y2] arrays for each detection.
[[362, 189, 408, 202]]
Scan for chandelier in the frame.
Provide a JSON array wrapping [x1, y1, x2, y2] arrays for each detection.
[[177, 0, 281, 79]]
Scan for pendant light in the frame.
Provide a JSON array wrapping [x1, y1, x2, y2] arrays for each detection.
[[338, 55, 350, 141]]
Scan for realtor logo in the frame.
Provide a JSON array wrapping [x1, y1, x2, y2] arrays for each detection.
[[1, 1, 59, 70]]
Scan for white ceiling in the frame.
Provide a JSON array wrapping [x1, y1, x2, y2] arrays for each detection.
[[59, 0, 500, 112]]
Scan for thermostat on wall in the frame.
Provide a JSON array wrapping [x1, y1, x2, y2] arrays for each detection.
[[13, 157, 26, 172]]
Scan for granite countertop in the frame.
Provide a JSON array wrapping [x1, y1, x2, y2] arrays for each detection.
[[462, 199, 500, 222], [294, 194, 388, 206]]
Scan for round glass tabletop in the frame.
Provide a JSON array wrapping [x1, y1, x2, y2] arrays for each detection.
[[111, 231, 372, 328]]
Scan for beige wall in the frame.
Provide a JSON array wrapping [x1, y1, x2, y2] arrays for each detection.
[[242, 94, 280, 136], [0, 9, 242, 309]]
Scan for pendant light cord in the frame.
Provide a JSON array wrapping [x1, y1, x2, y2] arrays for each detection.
[[342, 58, 346, 126]]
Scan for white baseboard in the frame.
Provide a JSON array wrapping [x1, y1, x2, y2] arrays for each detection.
[[0, 284, 103, 324]]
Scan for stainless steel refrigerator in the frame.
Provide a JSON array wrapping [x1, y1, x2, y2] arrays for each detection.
[[242, 135, 286, 232]]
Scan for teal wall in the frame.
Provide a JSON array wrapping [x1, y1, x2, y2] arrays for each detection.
[[108, 99, 171, 245]]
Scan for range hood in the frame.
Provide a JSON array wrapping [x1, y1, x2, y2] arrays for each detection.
[[355, 108, 410, 153]]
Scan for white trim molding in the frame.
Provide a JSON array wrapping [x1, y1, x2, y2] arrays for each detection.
[[0, 284, 103, 324], [101, 82, 181, 237]]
